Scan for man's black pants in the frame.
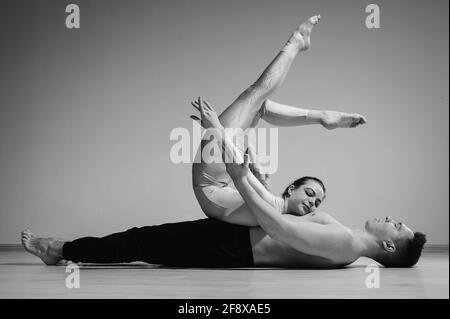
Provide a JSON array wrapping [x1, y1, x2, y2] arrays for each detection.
[[63, 218, 254, 268]]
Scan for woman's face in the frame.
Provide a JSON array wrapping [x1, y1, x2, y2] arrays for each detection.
[[286, 180, 325, 216]]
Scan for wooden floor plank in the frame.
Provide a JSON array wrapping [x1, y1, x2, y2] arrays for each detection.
[[0, 250, 448, 298]]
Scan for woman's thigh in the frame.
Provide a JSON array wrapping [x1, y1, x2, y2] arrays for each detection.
[[193, 185, 260, 226], [193, 184, 244, 218]]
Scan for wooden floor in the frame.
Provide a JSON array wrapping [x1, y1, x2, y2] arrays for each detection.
[[0, 248, 448, 299]]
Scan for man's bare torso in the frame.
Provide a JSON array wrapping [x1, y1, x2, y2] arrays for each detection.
[[249, 212, 357, 268]]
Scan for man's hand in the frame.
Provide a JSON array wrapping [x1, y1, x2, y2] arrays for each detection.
[[224, 150, 251, 182], [190, 97, 224, 130]]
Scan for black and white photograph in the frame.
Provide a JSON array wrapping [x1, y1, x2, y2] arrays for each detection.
[[0, 0, 448, 305]]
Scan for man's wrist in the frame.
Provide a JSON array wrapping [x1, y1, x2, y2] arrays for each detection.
[[233, 175, 248, 186]]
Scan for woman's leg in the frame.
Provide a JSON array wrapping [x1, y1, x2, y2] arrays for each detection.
[[192, 15, 321, 225], [260, 99, 367, 129], [218, 15, 321, 130]]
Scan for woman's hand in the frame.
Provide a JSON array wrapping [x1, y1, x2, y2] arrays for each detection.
[[247, 145, 271, 190], [190, 97, 224, 130]]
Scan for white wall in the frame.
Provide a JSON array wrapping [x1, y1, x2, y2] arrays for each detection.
[[0, 0, 448, 244]]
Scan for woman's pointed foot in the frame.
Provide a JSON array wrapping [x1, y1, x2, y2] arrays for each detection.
[[295, 14, 321, 51], [321, 111, 367, 129]]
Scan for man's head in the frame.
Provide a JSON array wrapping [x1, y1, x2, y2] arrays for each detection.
[[365, 217, 427, 267], [282, 177, 326, 216]]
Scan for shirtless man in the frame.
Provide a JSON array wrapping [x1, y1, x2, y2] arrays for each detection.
[[20, 15, 425, 269], [20, 100, 426, 269], [191, 15, 366, 226], [20, 157, 426, 268]]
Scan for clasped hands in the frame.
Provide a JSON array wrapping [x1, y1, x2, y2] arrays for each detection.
[[190, 97, 270, 185]]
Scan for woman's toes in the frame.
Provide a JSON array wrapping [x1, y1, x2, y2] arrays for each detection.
[[308, 15, 321, 26], [311, 15, 320, 24]]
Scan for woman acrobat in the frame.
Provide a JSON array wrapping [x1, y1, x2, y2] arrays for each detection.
[[191, 15, 367, 226]]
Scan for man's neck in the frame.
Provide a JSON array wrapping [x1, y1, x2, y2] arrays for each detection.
[[351, 229, 383, 259]]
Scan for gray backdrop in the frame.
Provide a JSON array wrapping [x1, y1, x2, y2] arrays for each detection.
[[0, 0, 448, 244]]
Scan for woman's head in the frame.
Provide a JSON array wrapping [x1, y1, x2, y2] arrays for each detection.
[[282, 176, 326, 216]]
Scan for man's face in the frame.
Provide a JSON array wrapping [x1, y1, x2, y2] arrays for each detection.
[[365, 216, 414, 244], [287, 180, 325, 216]]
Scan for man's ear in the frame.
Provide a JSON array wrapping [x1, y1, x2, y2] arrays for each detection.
[[382, 240, 396, 253]]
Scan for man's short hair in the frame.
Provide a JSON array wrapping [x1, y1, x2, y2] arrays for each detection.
[[379, 232, 427, 268]]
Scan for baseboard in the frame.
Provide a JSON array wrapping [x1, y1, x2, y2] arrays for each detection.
[[0, 244, 448, 252], [423, 244, 449, 252], [0, 244, 23, 251]]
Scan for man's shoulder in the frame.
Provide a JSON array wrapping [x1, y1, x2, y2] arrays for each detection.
[[309, 211, 342, 225], [310, 213, 354, 243]]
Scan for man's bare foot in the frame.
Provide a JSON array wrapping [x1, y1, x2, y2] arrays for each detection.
[[21, 230, 64, 265], [321, 111, 367, 129], [293, 15, 321, 51]]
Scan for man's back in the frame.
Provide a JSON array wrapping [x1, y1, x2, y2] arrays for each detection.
[[249, 212, 358, 268]]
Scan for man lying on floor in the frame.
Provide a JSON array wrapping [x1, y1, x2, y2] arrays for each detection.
[[21, 148, 426, 269]]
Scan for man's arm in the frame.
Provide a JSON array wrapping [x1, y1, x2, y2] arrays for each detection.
[[245, 172, 275, 205], [221, 135, 276, 204], [233, 175, 287, 237], [233, 174, 350, 258], [191, 98, 278, 206]]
